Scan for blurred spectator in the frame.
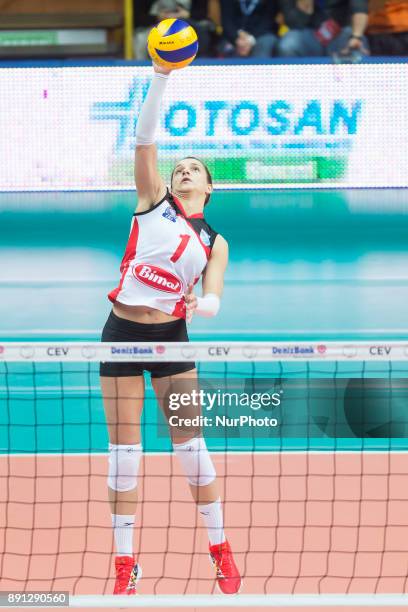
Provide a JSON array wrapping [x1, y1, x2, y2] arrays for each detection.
[[278, 0, 369, 58], [367, 0, 408, 55], [219, 0, 279, 58], [134, 0, 216, 59]]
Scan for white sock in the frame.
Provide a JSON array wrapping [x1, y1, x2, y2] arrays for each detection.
[[198, 498, 226, 546], [112, 514, 135, 556]]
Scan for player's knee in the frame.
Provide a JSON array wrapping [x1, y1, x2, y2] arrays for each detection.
[[173, 436, 216, 486], [107, 443, 142, 492]]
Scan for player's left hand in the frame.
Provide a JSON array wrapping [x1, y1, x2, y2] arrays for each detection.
[[184, 283, 198, 323]]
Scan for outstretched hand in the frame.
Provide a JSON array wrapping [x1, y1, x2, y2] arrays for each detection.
[[184, 283, 198, 324]]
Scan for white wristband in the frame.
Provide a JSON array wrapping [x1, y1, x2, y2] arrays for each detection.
[[135, 72, 169, 146], [195, 293, 220, 318]]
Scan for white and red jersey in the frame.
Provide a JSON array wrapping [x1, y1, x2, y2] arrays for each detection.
[[108, 190, 218, 319]]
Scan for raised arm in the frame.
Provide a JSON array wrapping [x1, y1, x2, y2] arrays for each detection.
[[134, 63, 170, 213], [185, 235, 229, 322]]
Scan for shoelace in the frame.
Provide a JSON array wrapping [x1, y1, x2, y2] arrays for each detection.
[[219, 550, 234, 576], [211, 548, 233, 579]]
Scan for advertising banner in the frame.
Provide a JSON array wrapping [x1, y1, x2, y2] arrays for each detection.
[[1, 63, 407, 191]]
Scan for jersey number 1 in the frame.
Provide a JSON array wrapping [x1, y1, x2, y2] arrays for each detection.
[[170, 234, 190, 263]]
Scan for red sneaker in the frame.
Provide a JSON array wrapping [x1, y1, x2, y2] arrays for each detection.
[[113, 555, 142, 595], [209, 540, 242, 595]]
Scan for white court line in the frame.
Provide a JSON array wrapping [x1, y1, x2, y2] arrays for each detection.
[[0, 328, 403, 335], [0, 386, 101, 392], [68, 593, 408, 608], [0, 329, 103, 335], [0, 450, 405, 457], [0, 182, 385, 193]]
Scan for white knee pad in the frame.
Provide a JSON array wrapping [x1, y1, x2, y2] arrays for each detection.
[[173, 436, 216, 487], [107, 443, 142, 492]]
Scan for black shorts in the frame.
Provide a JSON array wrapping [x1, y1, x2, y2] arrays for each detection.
[[99, 310, 195, 378]]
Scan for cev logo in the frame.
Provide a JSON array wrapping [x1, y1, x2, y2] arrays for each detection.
[[369, 345, 391, 356], [47, 347, 69, 356], [208, 347, 230, 356]]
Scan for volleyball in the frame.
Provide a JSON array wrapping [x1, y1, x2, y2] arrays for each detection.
[[147, 19, 198, 70]]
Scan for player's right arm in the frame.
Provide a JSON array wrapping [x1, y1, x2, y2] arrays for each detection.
[[134, 63, 171, 213]]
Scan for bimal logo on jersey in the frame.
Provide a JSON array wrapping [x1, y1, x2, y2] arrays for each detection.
[[133, 264, 182, 294]]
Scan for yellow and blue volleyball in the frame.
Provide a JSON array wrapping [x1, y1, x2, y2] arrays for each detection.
[[147, 19, 198, 70]]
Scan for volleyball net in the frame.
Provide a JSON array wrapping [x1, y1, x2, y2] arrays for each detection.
[[1, 341, 408, 608]]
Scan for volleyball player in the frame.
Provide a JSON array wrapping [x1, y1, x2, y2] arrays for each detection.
[[100, 62, 242, 596]]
